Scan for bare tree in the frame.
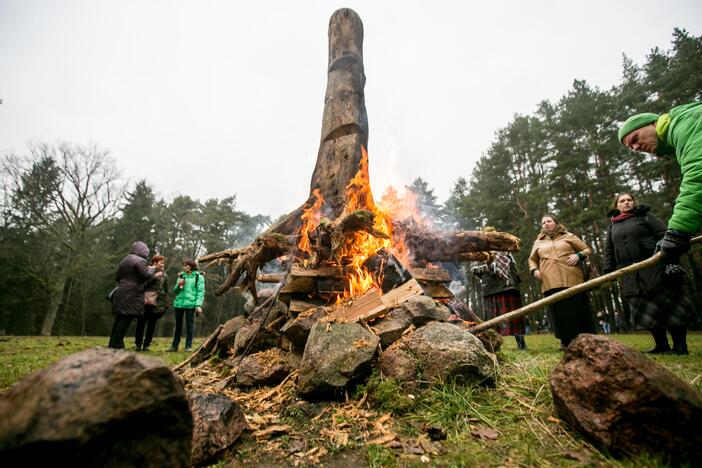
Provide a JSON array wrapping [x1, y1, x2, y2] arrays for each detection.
[[3, 142, 125, 335]]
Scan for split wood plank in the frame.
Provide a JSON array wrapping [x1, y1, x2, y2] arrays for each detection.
[[409, 268, 451, 282], [279, 276, 315, 294], [290, 265, 345, 278], [337, 288, 386, 323], [417, 281, 454, 299], [380, 278, 423, 309], [289, 298, 323, 313]]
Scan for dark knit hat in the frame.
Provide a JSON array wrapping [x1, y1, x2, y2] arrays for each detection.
[[618, 112, 659, 143]]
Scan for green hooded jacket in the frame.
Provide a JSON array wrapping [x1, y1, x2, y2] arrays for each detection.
[[658, 101, 702, 234], [172, 271, 205, 309]]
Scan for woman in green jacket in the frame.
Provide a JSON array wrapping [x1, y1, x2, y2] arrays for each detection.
[[166, 259, 205, 352]]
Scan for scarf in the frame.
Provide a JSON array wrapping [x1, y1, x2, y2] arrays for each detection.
[[611, 211, 635, 223], [492, 252, 511, 281]]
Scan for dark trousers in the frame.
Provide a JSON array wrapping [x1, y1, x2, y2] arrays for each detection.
[[171, 308, 195, 349], [108, 315, 134, 349], [135, 316, 159, 349]]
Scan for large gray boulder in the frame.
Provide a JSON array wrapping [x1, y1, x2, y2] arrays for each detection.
[[379, 321, 498, 386], [550, 334, 702, 463], [217, 315, 248, 356], [233, 319, 281, 356], [399, 296, 451, 326], [297, 321, 379, 399], [0, 348, 192, 467], [371, 307, 413, 348], [189, 392, 247, 466]]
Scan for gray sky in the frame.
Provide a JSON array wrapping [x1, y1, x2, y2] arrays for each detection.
[[1, 1, 701, 219]]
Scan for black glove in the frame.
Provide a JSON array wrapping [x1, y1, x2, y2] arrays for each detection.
[[656, 229, 692, 258]]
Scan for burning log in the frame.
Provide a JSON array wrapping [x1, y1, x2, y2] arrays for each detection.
[[393, 220, 520, 265]]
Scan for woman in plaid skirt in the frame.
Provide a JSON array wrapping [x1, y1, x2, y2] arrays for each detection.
[[472, 235, 527, 350], [603, 193, 693, 355]]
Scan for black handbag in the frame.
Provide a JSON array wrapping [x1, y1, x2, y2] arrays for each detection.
[[580, 258, 597, 281]]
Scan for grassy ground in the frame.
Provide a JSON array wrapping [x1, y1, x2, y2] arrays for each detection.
[[0, 336, 203, 391], [1, 333, 700, 467]]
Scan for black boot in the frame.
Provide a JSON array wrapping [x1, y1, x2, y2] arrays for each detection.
[[515, 335, 527, 350], [669, 325, 689, 355], [645, 328, 671, 354]]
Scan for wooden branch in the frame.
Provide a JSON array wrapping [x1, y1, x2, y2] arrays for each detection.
[[257, 273, 287, 283], [467, 236, 702, 334], [339, 210, 389, 239]]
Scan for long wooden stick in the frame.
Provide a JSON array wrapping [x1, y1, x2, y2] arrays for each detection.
[[467, 236, 702, 334]]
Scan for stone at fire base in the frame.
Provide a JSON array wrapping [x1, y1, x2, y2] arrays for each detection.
[[379, 321, 498, 386], [297, 321, 379, 399], [0, 348, 192, 467], [189, 391, 248, 466], [217, 315, 248, 356], [371, 307, 413, 348], [280, 306, 329, 348], [476, 328, 503, 353], [233, 319, 281, 356], [549, 334, 702, 463], [399, 296, 451, 326], [235, 348, 294, 387]]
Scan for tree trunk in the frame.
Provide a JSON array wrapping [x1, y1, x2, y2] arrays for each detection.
[[40, 276, 68, 336]]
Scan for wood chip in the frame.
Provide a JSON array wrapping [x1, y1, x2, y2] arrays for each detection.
[[253, 424, 291, 438]]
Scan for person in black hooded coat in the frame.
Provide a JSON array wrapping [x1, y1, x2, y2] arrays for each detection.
[[108, 241, 162, 349], [603, 193, 693, 355]]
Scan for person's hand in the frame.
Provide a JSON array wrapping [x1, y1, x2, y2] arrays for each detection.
[[656, 229, 691, 259], [566, 254, 580, 266], [533, 270, 541, 280], [195, 307, 203, 315], [154, 271, 164, 278]]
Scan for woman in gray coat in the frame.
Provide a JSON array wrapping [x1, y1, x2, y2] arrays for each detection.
[[108, 241, 162, 349]]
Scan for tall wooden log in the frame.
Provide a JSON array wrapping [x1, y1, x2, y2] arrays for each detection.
[[312, 8, 369, 220], [198, 9, 522, 297]]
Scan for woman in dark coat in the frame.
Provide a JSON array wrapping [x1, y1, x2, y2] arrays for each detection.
[[108, 241, 161, 349], [134, 254, 169, 351], [603, 193, 693, 354]]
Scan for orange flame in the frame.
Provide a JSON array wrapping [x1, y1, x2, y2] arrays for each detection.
[[298, 188, 324, 255], [335, 146, 393, 298], [297, 146, 425, 301]]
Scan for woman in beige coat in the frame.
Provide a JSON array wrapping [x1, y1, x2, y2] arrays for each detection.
[[528, 214, 597, 348]]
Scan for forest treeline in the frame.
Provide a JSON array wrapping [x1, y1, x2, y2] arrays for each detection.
[[438, 28, 702, 329], [1, 28, 700, 336], [0, 144, 269, 336]]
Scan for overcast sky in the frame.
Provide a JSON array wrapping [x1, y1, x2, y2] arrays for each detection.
[[1, 1, 701, 219]]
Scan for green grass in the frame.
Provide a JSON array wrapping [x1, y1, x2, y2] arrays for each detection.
[[367, 332, 702, 467], [1, 333, 700, 467], [0, 336, 202, 391]]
